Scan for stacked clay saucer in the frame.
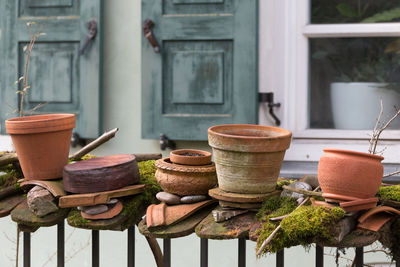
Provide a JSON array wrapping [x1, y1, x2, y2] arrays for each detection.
[[146, 149, 217, 228]]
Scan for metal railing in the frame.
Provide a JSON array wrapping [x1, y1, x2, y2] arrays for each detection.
[[20, 221, 400, 267]]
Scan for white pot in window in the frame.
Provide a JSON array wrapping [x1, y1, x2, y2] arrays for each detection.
[[330, 82, 400, 130]]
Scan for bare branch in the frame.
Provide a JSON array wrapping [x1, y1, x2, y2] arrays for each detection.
[[383, 170, 400, 178]]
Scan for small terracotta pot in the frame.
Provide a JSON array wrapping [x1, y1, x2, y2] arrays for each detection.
[[6, 114, 75, 180], [208, 124, 292, 194], [170, 149, 212, 166], [318, 148, 383, 200], [155, 158, 217, 196]]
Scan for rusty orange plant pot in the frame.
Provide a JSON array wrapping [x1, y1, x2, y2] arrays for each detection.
[[5, 114, 75, 180], [318, 148, 384, 200], [208, 124, 292, 194]]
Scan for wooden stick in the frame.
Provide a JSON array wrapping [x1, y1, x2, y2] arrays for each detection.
[[0, 152, 18, 167], [282, 185, 323, 197], [136, 222, 163, 267], [134, 153, 162, 162], [269, 215, 287, 222], [69, 128, 119, 160], [256, 186, 321, 256]]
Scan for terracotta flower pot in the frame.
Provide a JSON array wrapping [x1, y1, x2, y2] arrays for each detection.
[[208, 124, 292, 194], [170, 149, 212, 166], [318, 148, 384, 200], [155, 158, 217, 196], [5, 114, 75, 180]]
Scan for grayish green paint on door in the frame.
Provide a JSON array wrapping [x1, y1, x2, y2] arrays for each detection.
[[0, 0, 102, 138], [142, 0, 258, 140]]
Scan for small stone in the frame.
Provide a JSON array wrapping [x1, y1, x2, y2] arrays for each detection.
[[0, 171, 7, 176], [180, 195, 208, 204], [106, 199, 118, 205], [299, 175, 319, 189], [27, 186, 58, 217], [80, 204, 109, 215], [280, 181, 312, 200], [156, 192, 181, 205]]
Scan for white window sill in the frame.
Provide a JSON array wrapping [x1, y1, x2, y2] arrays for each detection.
[[0, 135, 13, 151]]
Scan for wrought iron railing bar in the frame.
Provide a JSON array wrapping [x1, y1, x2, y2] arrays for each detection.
[[92, 230, 99, 267], [200, 238, 208, 267], [276, 249, 284, 267], [163, 238, 171, 267], [355, 247, 363, 267], [57, 221, 65, 267], [23, 232, 31, 267], [238, 238, 246, 267], [127, 227, 135, 267], [316, 245, 323, 267], [396, 257, 400, 267]]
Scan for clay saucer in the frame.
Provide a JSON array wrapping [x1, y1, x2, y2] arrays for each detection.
[[219, 200, 262, 210], [146, 199, 216, 228], [310, 198, 336, 209], [339, 197, 378, 213], [322, 192, 360, 203], [209, 187, 280, 203], [81, 201, 123, 220], [170, 149, 212, 166]]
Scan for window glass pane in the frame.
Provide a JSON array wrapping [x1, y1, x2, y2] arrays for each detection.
[[311, 0, 400, 24], [309, 37, 400, 130]]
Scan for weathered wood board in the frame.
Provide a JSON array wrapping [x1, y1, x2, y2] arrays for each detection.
[[0, 194, 25, 218], [195, 207, 257, 240], [139, 205, 215, 239], [11, 200, 69, 228]]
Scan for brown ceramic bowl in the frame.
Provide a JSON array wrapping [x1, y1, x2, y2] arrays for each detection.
[[155, 158, 217, 196], [170, 149, 212, 166]]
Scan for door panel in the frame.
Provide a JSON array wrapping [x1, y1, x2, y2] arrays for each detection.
[[142, 0, 258, 140], [0, 0, 102, 138]]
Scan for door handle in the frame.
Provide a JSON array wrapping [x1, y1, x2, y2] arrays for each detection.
[[79, 19, 97, 55], [143, 19, 160, 53]]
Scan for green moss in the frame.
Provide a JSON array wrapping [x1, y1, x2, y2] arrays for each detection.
[[276, 179, 294, 190], [68, 154, 97, 163], [256, 197, 345, 256], [67, 209, 90, 227], [0, 164, 22, 189], [377, 185, 400, 202]]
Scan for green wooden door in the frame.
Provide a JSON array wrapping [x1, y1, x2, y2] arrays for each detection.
[[0, 0, 102, 139], [142, 0, 258, 141]]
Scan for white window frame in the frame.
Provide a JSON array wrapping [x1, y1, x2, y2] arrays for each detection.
[[258, 0, 400, 163]]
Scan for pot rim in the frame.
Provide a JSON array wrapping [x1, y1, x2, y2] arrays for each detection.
[[208, 124, 292, 140], [155, 158, 216, 173], [323, 148, 384, 161], [6, 113, 75, 134]]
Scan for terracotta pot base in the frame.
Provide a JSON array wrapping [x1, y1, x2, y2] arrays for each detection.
[[208, 187, 281, 203], [339, 197, 378, 213]]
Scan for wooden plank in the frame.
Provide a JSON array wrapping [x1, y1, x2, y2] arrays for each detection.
[[195, 207, 257, 240], [0, 194, 25, 218], [59, 184, 145, 208], [11, 200, 69, 228], [138, 205, 214, 239]]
